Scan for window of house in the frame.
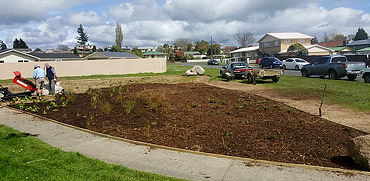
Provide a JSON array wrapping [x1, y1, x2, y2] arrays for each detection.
[[283, 39, 292, 44], [0, 60, 4, 63], [299, 39, 306, 44], [18, 60, 29, 62], [263, 42, 270, 48], [274, 40, 279, 47]]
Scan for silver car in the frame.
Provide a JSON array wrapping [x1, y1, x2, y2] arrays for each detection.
[[282, 58, 309, 70]]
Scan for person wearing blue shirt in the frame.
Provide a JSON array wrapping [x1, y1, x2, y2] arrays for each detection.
[[33, 65, 46, 96], [45, 63, 57, 95]]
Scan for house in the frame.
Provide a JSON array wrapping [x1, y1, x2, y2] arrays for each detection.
[[258, 32, 313, 56], [143, 51, 167, 59], [84, 52, 140, 60], [278, 44, 334, 56], [0, 49, 40, 63], [347, 39, 370, 51], [329, 47, 355, 55], [222, 46, 237, 54], [137, 47, 157, 53], [319, 40, 348, 48], [28, 53, 82, 61], [357, 47, 370, 55], [230, 46, 259, 61]]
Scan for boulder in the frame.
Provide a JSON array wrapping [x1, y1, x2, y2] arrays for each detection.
[[184, 66, 205, 76], [348, 134, 370, 171]]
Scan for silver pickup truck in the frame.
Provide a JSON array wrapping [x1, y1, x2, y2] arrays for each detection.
[[363, 69, 370, 83], [301, 55, 366, 80]]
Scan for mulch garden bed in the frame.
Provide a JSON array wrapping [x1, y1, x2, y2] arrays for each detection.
[[9, 83, 367, 170]]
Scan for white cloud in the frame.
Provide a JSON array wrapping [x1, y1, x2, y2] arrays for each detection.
[[66, 11, 102, 26]]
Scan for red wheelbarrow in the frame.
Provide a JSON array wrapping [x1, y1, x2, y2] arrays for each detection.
[[0, 71, 36, 101]]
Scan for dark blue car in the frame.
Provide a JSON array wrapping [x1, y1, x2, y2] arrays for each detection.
[[259, 57, 283, 69]]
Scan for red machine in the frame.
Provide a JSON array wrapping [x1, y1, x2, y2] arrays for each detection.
[[0, 71, 35, 101]]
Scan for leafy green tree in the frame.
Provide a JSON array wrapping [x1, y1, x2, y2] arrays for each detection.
[[75, 24, 89, 45], [207, 44, 221, 56], [104, 47, 108, 51], [355, 27, 368, 41], [131, 48, 144, 58], [168, 53, 175, 63], [0, 41, 7, 50], [92, 45, 97, 52], [311, 37, 318, 44], [330, 34, 346, 41], [34, 48, 42, 52], [19, 39, 28, 48], [287, 43, 308, 56], [194, 40, 209, 55], [187, 43, 193, 51], [111, 45, 120, 52], [13, 38, 20, 48]]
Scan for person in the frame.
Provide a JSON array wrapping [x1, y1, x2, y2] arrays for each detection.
[[33, 65, 45, 96], [45, 63, 57, 95]]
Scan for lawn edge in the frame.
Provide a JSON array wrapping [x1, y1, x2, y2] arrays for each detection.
[[4, 106, 370, 176]]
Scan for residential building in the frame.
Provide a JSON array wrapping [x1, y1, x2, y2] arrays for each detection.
[[258, 32, 313, 56], [137, 47, 157, 53], [230, 46, 259, 61], [279, 44, 334, 56], [319, 40, 348, 48], [84, 52, 140, 60], [357, 47, 370, 55], [347, 39, 370, 51], [28, 53, 82, 61], [329, 47, 355, 55], [222, 46, 237, 54], [143, 51, 167, 59], [0, 49, 83, 63]]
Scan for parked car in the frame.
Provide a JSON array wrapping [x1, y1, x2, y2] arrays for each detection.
[[301, 55, 366, 80], [259, 57, 282, 69], [363, 69, 370, 83], [282, 58, 309, 70], [207, 59, 219, 65], [220, 62, 252, 78]]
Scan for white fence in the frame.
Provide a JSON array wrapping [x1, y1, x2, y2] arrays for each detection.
[[0, 58, 166, 80]]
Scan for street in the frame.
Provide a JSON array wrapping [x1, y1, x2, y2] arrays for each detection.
[[179, 62, 363, 82]]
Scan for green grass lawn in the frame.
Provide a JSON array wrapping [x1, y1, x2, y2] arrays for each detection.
[[0, 124, 183, 180], [262, 76, 370, 112]]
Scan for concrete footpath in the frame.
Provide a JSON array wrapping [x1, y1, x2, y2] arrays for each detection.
[[0, 107, 369, 181]]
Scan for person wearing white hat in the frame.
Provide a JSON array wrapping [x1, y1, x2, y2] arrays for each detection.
[[33, 65, 46, 96]]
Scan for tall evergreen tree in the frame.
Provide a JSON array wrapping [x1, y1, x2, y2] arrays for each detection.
[[73, 47, 78, 55], [115, 22, 123, 50], [92, 45, 97, 52], [311, 37, 318, 44], [75, 24, 89, 45], [354, 28, 368, 41], [0, 41, 7, 50], [19, 38, 28, 48], [13, 38, 21, 48]]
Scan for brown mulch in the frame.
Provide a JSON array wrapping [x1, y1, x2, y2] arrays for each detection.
[[11, 83, 367, 170]]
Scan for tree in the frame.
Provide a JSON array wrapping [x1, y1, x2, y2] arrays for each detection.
[[168, 53, 175, 62], [207, 44, 221, 56], [73, 47, 78, 55], [194, 40, 209, 55], [330, 34, 346, 41], [322, 33, 330, 43], [18, 39, 28, 48], [347, 34, 355, 41], [354, 28, 368, 41], [187, 43, 193, 51], [156, 45, 165, 52], [287, 43, 308, 56], [111, 45, 120, 52], [233, 32, 255, 47], [75, 24, 89, 45], [311, 37, 318, 44], [131, 48, 144, 58], [174, 38, 189, 51], [34, 48, 42, 52], [13, 39, 20, 48], [92, 45, 97, 52], [57, 45, 70, 51], [115, 22, 123, 50], [0, 41, 7, 50]]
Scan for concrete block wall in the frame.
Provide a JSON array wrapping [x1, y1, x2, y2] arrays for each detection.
[[0, 59, 166, 80]]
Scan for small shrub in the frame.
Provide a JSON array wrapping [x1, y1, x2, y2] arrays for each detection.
[[87, 87, 93, 95], [100, 102, 112, 115], [125, 100, 135, 114], [115, 94, 124, 104], [61, 101, 68, 108], [50, 102, 58, 108], [66, 91, 77, 103], [214, 104, 221, 109], [90, 95, 100, 109]]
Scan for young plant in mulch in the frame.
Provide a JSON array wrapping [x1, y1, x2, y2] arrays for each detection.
[[267, 133, 278, 140], [191, 103, 197, 108], [146, 120, 151, 139], [244, 119, 250, 124], [235, 102, 248, 109], [100, 102, 113, 115], [61, 101, 68, 108], [65, 91, 77, 103], [287, 108, 294, 113], [215, 111, 222, 115], [125, 100, 135, 114], [316, 136, 324, 142], [90, 94, 100, 109], [220, 100, 227, 105], [221, 136, 228, 149], [115, 94, 124, 104], [86, 114, 94, 127], [136, 109, 147, 118], [208, 98, 216, 103]]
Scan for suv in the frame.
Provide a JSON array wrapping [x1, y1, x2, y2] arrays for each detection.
[[259, 57, 282, 69], [207, 59, 219, 65]]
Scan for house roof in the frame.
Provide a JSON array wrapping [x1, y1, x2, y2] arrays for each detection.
[[258, 32, 313, 43], [347, 39, 370, 46], [319, 40, 346, 48], [184, 51, 201, 55], [0, 49, 40, 60], [358, 47, 370, 52], [279, 44, 334, 54], [29, 53, 82, 59], [85, 52, 140, 59], [230, 46, 259, 53], [329, 47, 352, 51], [143, 51, 167, 55], [223, 46, 237, 50]]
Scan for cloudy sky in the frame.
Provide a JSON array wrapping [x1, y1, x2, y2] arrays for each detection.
[[1, 0, 370, 49]]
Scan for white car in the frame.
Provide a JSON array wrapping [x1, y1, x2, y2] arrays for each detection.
[[282, 58, 309, 70]]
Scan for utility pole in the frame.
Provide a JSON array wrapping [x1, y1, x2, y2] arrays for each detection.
[[211, 36, 213, 60]]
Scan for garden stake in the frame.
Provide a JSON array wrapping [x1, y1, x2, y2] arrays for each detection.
[[319, 84, 327, 117]]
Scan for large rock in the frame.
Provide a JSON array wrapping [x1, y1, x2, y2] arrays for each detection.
[[348, 134, 370, 171], [184, 66, 205, 76]]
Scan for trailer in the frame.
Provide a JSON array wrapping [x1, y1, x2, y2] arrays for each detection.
[[245, 69, 283, 84]]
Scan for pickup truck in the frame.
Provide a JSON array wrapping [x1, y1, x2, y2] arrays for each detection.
[[301, 55, 366, 80], [363, 69, 370, 83], [220, 62, 253, 79]]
